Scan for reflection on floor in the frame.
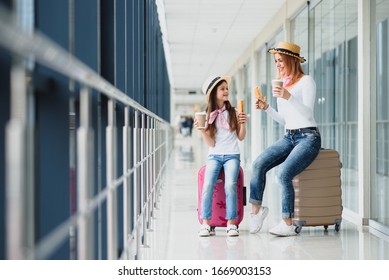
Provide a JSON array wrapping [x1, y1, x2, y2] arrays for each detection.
[[140, 133, 389, 260]]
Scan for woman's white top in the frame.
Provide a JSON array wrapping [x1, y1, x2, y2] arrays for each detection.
[[208, 110, 240, 155], [266, 75, 317, 129]]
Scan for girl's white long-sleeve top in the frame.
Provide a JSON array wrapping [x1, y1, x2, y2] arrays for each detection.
[[265, 75, 317, 129]]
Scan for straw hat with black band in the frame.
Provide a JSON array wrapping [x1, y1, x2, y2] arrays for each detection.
[[268, 41, 306, 63], [202, 75, 231, 103]]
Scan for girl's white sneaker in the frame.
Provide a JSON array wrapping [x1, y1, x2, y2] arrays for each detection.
[[226, 224, 239, 237], [199, 224, 211, 237]]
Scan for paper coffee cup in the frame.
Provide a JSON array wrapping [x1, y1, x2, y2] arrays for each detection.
[[272, 79, 284, 88], [195, 112, 207, 128]]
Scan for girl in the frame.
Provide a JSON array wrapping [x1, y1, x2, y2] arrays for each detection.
[[250, 42, 322, 236], [195, 75, 247, 237]]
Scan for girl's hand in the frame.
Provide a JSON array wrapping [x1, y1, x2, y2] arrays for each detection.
[[194, 118, 206, 130], [272, 86, 291, 100], [238, 112, 247, 125]]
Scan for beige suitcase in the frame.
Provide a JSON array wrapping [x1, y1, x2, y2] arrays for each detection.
[[292, 149, 342, 233]]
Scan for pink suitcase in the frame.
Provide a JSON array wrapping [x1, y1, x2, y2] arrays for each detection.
[[197, 166, 246, 229], [293, 149, 342, 233]]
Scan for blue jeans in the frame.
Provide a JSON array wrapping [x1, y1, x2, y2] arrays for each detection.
[[249, 129, 321, 219], [201, 154, 240, 221]]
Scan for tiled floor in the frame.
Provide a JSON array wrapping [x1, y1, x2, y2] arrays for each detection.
[[139, 133, 389, 260]]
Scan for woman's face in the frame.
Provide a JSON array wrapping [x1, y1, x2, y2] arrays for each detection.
[[215, 81, 229, 104], [274, 53, 287, 77]]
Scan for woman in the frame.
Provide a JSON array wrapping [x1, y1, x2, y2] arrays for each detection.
[[249, 42, 321, 236], [195, 75, 247, 237]]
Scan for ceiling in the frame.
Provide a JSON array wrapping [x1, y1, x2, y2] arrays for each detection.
[[157, 0, 286, 94]]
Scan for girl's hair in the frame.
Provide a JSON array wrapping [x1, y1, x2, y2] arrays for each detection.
[[277, 54, 304, 85], [205, 80, 238, 139]]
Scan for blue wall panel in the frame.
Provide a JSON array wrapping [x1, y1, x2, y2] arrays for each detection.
[[0, 50, 11, 260], [35, 0, 70, 259], [0, 0, 13, 262], [74, 0, 103, 260]]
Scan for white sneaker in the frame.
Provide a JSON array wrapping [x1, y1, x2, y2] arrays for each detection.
[[226, 224, 239, 237], [249, 206, 269, 234], [199, 224, 211, 237], [269, 220, 297, 236]]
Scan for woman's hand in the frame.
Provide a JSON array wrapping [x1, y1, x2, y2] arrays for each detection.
[[255, 98, 269, 110], [272, 85, 291, 100]]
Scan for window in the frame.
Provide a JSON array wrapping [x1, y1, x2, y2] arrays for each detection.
[[309, 0, 359, 212], [372, 0, 389, 228]]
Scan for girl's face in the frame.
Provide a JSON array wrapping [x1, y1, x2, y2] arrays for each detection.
[[215, 81, 229, 105], [274, 53, 287, 77]]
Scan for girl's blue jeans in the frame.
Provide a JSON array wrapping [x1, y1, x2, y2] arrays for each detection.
[[249, 129, 321, 219], [201, 154, 240, 221]]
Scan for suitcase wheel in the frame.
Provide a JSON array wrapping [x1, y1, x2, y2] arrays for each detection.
[[293, 221, 305, 233], [293, 220, 341, 233], [335, 221, 341, 232]]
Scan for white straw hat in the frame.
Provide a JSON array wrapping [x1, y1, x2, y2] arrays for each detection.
[[268, 41, 306, 63]]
